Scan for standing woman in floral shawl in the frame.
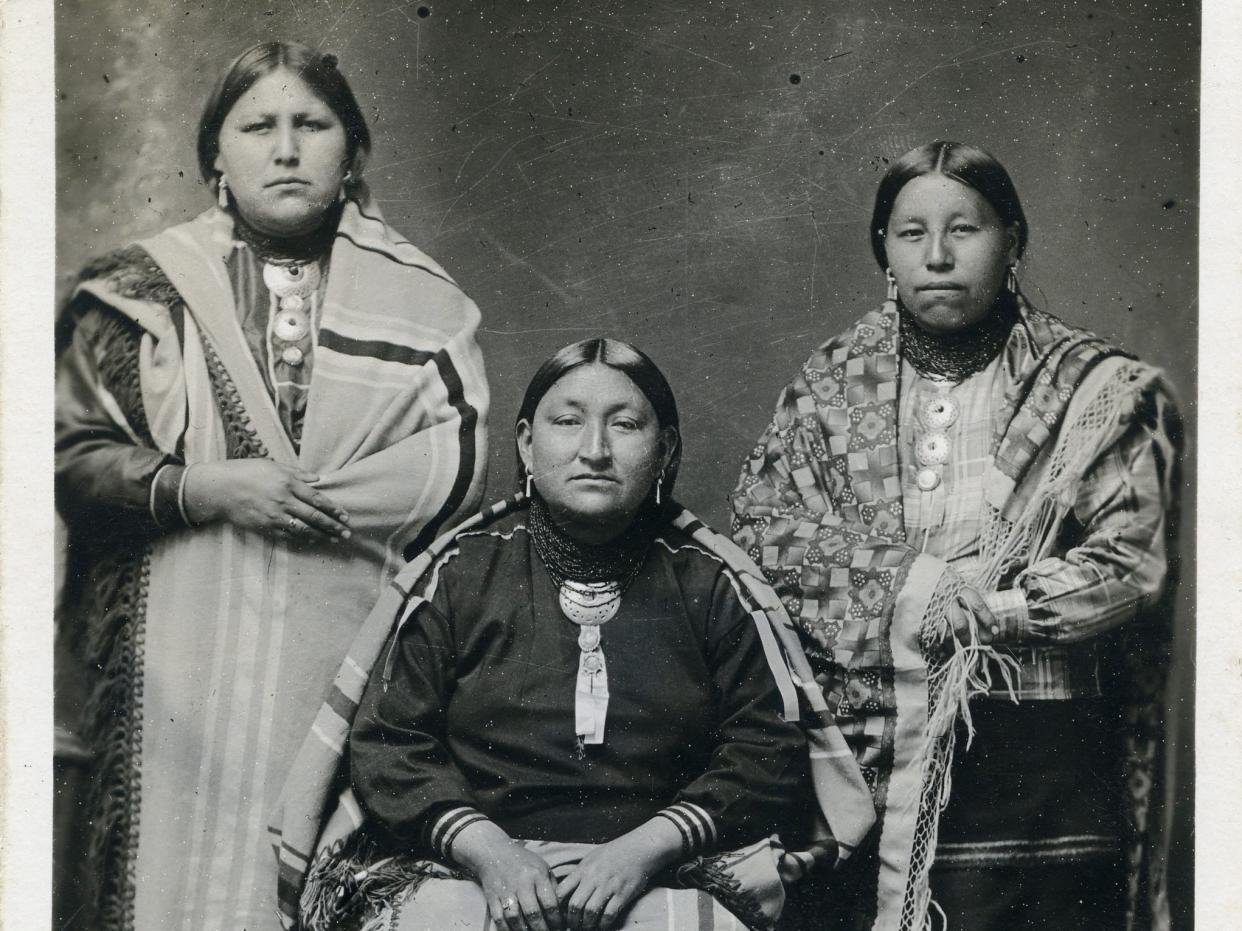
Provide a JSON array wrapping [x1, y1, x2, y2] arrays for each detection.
[[55, 41, 488, 930], [732, 141, 1179, 931]]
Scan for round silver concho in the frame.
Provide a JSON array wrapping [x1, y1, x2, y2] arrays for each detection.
[[916, 467, 941, 492], [274, 307, 311, 343], [922, 395, 960, 430], [262, 261, 320, 299], [558, 580, 621, 626], [915, 432, 950, 467]]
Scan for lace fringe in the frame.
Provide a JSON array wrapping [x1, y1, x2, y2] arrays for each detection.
[[899, 575, 1020, 931], [977, 360, 1162, 592], [899, 360, 1171, 930]]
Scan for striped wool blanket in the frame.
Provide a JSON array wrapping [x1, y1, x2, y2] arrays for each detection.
[[69, 195, 488, 930]]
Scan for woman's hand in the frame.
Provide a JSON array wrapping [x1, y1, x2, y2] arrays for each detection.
[[556, 818, 682, 931], [948, 585, 997, 647], [182, 460, 351, 543], [451, 820, 562, 931]]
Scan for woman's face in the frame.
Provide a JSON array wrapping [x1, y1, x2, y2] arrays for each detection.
[[885, 173, 1018, 334], [214, 68, 349, 237], [518, 363, 676, 544]]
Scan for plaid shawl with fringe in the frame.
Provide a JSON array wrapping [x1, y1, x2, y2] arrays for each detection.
[[730, 298, 1178, 930], [268, 496, 878, 930]]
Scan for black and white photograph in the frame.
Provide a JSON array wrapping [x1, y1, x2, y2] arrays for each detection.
[[3, 0, 1236, 929]]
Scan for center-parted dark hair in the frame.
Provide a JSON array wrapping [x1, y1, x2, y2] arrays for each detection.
[[515, 338, 682, 503], [869, 141, 1028, 269], [196, 41, 372, 192]]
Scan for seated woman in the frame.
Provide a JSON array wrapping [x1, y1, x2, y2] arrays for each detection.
[[270, 339, 876, 931]]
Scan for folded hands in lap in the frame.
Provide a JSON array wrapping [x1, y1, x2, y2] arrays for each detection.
[[453, 818, 684, 931]]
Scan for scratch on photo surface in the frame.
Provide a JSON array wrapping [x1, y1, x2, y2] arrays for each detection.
[[690, 317, 761, 349], [807, 211, 821, 313], [434, 133, 549, 236], [834, 39, 1059, 148], [380, 3, 424, 25], [525, 111, 738, 148], [317, 0, 361, 48], [950, 39, 1062, 69], [516, 131, 602, 170], [454, 135, 491, 185], [571, 16, 737, 73], [448, 55, 566, 132], [769, 330, 818, 345], [481, 325, 601, 336], [481, 196, 688, 276], [487, 236, 575, 303]]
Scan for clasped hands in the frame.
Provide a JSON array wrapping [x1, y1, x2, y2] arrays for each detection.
[[182, 459, 351, 543], [451, 818, 685, 931]]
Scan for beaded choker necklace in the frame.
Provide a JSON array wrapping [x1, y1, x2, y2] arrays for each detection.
[[899, 294, 1018, 383], [527, 494, 653, 591], [229, 203, 341, 266], [527, 495, 657, 755]]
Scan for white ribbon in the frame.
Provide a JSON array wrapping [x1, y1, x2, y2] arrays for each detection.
[[574, 651, 609, 745]]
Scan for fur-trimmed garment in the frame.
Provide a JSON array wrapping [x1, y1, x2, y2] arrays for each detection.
[[55, 199, 489, 930], [731, 298, 1179, 931]]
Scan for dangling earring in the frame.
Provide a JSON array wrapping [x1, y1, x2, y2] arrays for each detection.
[[1005, 262, 1020, 294], [655, 469, 665, 505], [217, 174, 230, 210], [338, 170, 353, 204], [524, 469, 533, 499], [885, 268, 898, 303]]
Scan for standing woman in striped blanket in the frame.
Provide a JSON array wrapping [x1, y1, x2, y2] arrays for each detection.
[[54, 41, 488, 930], [732, 142, 1180, 930]]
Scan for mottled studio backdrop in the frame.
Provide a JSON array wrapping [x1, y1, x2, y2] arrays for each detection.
[[56, 0, 1198, 921]]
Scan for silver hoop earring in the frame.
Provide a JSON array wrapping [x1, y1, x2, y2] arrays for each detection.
[[885, 268, 898, 303], [524, 469, 533, 499], [338, 170, 353, 204], [1006, 262, 1020, 294], [217, 175, 230, 210]]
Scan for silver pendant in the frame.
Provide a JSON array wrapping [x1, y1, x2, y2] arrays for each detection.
[[577, 626, 601, 651], [262, 261, 320, 299], [581, 652, 605, 676], [922, 395, 960, 430], [558, 580, 621, 626], [273, 306, 311, 342], [915, 432, 949, 466]]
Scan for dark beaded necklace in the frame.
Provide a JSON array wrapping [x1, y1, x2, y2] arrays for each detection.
[[229, 202, 341, 266], [527, 494, 654, 590], [899, 293, 1018, 383]]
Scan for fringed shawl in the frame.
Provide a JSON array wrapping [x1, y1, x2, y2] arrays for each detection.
[[731, 298, 1178, 931], [64, 197, 489, 930], [269, 496, 878, 930]]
